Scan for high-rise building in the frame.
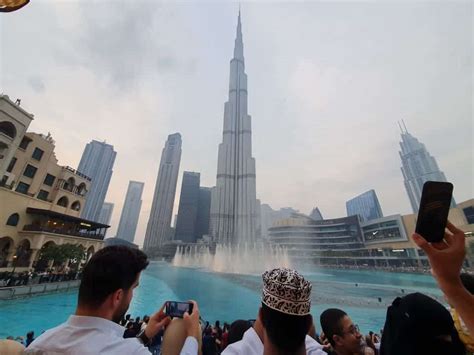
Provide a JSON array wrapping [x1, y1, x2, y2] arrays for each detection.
[[309, 207, 324, 221], [346, 190, 383, 222], [210, 11, 257, 245], [175, 172, 200, 243], [78, 140, 116, 222], [98, 202, 114, 236], [196, 187, 211, 239], [398, 123, 456, 213], [260, 204, 299, 240], [143, 133, 182, 250], [116, 181, 144, 243]]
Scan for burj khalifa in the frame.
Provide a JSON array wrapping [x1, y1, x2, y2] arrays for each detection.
[[210, 11, 257, 245]]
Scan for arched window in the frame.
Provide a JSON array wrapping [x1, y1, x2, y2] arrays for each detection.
[[0, 121, 17, 139], [77, 183, 87, 196], [64, 177, 76, 192], [6, 213, 19, 226], [57, 196, 69, 208], [71, 201, 81, 211]]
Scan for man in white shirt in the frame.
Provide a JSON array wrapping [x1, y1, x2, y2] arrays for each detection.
[[223, 268, 326, 355], [25, 246, 200, 355]]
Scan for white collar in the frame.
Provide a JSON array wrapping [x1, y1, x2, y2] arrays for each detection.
[[67, 315, 124, 338]]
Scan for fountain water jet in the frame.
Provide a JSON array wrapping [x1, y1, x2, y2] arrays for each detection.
[[172, 242, 291, 274]]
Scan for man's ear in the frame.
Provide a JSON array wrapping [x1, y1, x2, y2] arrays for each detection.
[[111, 288, 124, 307], [333, 334, 342, 347]]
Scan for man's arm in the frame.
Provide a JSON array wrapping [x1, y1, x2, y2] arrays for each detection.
[[412, 221, 474, 334]]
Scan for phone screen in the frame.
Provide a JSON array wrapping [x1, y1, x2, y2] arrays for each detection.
[[415, 181, 453, 243], [166, 301, 193, 318]]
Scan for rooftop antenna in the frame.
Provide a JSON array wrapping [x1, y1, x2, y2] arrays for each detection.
[[397, 121, 404, 133], [402, 119, 408, 133]]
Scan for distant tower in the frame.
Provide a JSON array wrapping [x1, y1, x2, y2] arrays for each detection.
[[398, 121, 456, 213], [78, 140, 116, 222], [175, 172, 201, 243], [210, 11, 257, 245], [116, 181, 144, 243], [346, 190, 383, 222], [143, 133, 182, 250], [98, 202, 114, 236], [309, 207, 324, 221]]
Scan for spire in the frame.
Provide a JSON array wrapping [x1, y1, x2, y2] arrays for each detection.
[[233, 9, 244, 61]]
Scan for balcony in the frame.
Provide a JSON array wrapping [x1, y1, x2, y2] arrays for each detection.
[[23, 224, 105, 241]]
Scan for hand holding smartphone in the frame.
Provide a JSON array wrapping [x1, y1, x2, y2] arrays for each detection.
[[165, 301, 194, 318], [415, 181, 453, 243]]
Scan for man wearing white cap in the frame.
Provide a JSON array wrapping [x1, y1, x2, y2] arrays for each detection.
[[223, 268, 325, 355]]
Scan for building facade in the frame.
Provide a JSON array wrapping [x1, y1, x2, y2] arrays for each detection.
[[0, 95, 33, 181], [260, 204, 299, 240], [196, 187, 211, 240], [269, 200, 474, 269], [143, 133, 182, 250], [399, 125, 456, 213], [174, 172, 200, 243], [346, 189, 383, 222], [0, 130, 105, 271], [210, 12, 258, 245], [116, 181, 144, 243], [78, 140, 117, 222]]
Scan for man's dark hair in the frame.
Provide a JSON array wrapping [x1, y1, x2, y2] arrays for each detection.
[[460, 273, 474, 294], [228, 320, 252, 345], [320, 308, 347, 347], [260, 303, 312, 354], [78, 246, 149, 308]]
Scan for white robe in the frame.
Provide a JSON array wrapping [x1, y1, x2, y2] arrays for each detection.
[[222, 327, 326, 355]]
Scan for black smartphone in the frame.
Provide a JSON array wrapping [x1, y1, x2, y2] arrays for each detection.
[[415, 181, 453, 243], [165, 301, 193, 318]]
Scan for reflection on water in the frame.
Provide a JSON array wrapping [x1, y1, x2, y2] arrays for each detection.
[[0, 262, 440, 338]]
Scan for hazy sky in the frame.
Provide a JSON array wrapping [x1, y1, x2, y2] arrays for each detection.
[[2, 1, 472, 247]]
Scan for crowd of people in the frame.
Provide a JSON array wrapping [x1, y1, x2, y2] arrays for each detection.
[[0, 268, 81, 287], [0, 221, 473, 355]]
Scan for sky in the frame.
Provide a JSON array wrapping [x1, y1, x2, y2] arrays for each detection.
[[1, 0, 472, 247]]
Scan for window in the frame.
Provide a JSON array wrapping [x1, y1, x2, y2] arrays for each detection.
[[6, 213, 19, 226], [43, 174, 55, 186], [37, 190, 49, 201], [57, 196, 69, 207], [464, 207, 474, 224], [0, 121, 16, 139], [6, 157, 17, 173], [19, 137, 31, 150], [23, 164, 38, 178], [15, 182, 30, 194], [32, 148, 44, 161]]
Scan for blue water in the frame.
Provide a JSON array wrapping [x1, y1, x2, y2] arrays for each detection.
[[0, 263, 440, 339]]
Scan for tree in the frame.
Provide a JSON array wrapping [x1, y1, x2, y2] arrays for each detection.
[[38, 243, 85, 269]]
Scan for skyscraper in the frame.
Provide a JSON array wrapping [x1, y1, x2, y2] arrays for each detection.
[[399, 123, 456, 213], [98, 202, 114, 236], [346, 190, 383, 222], [196, 187, 211, 239], [116, 181, 144, 243], [78, 140, 116, 222], [143, 133, 182, 250], [175, 172, 200, 243], [210, 11, 257, 245]]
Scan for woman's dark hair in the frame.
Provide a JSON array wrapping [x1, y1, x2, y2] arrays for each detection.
[[260, 303, 312, 353], [26, 331, 34, 339], [320, 308, 347, 347], [78, 246, 149, 308]]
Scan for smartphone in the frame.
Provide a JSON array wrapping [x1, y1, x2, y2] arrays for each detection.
[[165, 301, 193, 318], [415, 181, 453, 243]]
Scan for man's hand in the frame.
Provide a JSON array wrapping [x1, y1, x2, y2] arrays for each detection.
[[183, 300, 200, 340], [145, 302, 171, 340], [412, 220, 466, 290]]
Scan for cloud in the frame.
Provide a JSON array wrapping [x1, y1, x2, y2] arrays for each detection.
[[28, 76, 45, 93]]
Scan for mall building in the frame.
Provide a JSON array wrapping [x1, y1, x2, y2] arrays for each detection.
[[0, 94, 106, 272], [269, 200, 474, 269]]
